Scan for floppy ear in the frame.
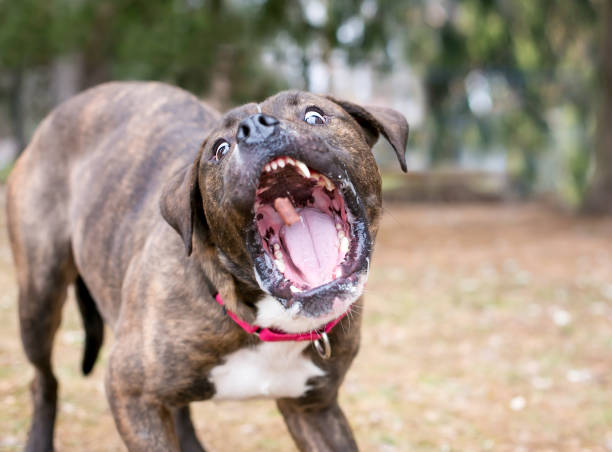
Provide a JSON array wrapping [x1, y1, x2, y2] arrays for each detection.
[[159, 157, 203, 256], [327, 96, 409, 172]]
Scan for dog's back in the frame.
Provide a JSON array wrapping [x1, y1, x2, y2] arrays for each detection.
[[5, 82, 219, 451], [8, 82, 218, 324]]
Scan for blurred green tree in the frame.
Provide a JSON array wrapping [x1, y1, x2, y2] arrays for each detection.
[[0, 0, 608, 211], [0, 0, 84, 149], [405, 0, 598, 201]]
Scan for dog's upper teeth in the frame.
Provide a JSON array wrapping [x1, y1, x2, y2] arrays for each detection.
[[271, 161, 278, 170], [295, 160, 310, 179], [320, 174, 335, 191], [286, 157, 296, 166], [265, 164, 271, 172], [278, 159, 286, 168]]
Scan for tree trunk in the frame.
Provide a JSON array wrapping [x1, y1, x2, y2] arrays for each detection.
[[8, 68, 25, 155], [79, 3, 113, 89], [584, 0, 612, 214]]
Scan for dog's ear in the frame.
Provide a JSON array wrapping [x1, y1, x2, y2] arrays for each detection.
[[159, 156, 204, 256], [327, 96, 409, 172]]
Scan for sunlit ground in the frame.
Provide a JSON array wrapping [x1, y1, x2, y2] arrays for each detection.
[[1, 194, 611, 451]]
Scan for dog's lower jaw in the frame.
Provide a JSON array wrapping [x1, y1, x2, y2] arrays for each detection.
[[255, 295, 348, 333], [254, 270, 366, 334]]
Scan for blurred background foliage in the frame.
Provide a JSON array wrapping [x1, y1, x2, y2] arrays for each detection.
[[0, 0, 610, 212]]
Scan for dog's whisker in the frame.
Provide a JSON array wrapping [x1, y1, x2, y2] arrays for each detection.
[[382, 205, 402, 227]]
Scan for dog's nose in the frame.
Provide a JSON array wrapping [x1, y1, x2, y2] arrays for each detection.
[[236, 114, 279, 144]]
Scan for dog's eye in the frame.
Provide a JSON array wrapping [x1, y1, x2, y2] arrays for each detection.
[[304, 108, 326, 125], [214, 140, 230, 161]]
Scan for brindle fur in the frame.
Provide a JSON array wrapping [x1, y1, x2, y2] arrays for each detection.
[[7, 81, 408, 452]]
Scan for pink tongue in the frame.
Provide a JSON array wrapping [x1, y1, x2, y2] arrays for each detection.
[[282, 208, 339, 287]]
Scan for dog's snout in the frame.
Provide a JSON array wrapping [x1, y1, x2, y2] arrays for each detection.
[[236, 114, 279, 144]]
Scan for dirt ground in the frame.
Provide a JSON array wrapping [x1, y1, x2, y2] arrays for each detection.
[[1, 198, 611, 452]]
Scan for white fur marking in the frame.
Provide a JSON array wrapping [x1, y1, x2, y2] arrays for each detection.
[[256, 103, 262, 113], [256, 295, 342, 334], [210, 342, 324, 400]]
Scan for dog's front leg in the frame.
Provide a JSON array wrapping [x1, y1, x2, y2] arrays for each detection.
[[277, 397, 359, 452], [106, 356, 180, 452], [171, 405, 206, 452]]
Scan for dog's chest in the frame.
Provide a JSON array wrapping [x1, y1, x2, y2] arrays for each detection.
[[209, 342, 325, 400]]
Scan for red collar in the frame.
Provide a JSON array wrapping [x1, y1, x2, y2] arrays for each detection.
[[215, 293, 347, 342]]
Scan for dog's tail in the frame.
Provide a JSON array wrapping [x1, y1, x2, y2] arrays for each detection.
[[75, 276, 105, 375]]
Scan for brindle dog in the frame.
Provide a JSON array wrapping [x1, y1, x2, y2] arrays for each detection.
[[7, 82, 408, 452]]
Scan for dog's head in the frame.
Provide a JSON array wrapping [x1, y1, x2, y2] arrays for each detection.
[[161, 91, 408, 332]]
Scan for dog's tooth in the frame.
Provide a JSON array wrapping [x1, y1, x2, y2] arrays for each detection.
[[339, 237, 349, 254], [320, 174, 335, 191], [278, 159, 286, 168], [286, 157, 296, 165], [275, 259, 285, 273], [295, 160, 310, 179], [273, 243, 280, 251], [335, 223, 342, 230], [271, 161, 278, 170], [337, 230, 345, 239], [274, 250, 282, 259], [334, 268, 343, 279], [290, 285, 303, 293], [265, 164, 271, 172]]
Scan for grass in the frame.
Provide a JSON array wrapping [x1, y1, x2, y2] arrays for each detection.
[[1, 198, 611, 451]]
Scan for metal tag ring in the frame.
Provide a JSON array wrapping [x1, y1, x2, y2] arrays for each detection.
[[313, 332, 331, 359]]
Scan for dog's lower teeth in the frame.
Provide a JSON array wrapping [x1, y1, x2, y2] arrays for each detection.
[[340, 237, 349, 254], [334, 268, 343, 279], [338, 230, 345, 239], [290, 285, 302, 293], [275, 259, 285, 273], [274, 250, 282, 259]]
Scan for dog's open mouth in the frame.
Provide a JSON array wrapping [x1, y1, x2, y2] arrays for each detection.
[[255, 156, 350, 291], [247, 153, 372, 316]]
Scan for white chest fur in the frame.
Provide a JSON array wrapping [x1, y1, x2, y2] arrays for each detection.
[[210, 341, 325, 400]]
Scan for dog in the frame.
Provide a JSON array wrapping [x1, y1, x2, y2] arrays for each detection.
[[6, 81, 408, 451]]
